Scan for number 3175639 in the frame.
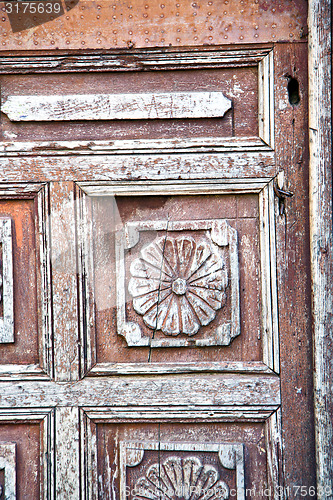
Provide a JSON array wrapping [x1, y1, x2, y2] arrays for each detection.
[[4, 2, 62, 14]]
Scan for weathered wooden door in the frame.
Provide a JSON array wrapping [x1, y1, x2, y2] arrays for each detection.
[[0, 1, 331, 498]]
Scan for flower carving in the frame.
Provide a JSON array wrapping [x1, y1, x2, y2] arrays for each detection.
[[128, 235, 228, 336], [132, 456, 229, 500]]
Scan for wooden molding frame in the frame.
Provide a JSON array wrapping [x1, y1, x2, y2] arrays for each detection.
[[0, 184, 52, 379], [0, 47, 274, 157], [77, 178, 279, 376], [81, 406, 281, 500], [308, 0, 333, 496], [0, 408, 54, 500]]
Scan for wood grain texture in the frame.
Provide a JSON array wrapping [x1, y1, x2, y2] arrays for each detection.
[[0, 374, 280, 408], [50, 182, 79, 382], [0, 137, 269, 157], [55, 408, 80, 500], [274, 43, 317, 491], [0, 1, 308, 50], [0, 217, 14, 343], [0, 152, 276, 183], [2, 91, 232, 122], [309, 0, 333, 496], [0, 63, 259, 145], [0, 48, 272, 74]]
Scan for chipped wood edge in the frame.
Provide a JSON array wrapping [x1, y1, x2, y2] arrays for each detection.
[[81, 410, 98, 500], [0, 137, 271, 157], [88, 361, 275, 376], [265, 409, 283, 500], [78, 178, 270, 197], [258, 49, 275, 148], [55, 408, 80, 500], [41, 409, 55, 500], [259, 181, 279, 373], [308, 0, 333, 497], [0, 363, 49, 381], [0, 217, 14, 343], [82, 406, 279, 423], [0, 47, 273, 75], [76, 186, 96, 377], [36, 184, 53, 377], [0, 152, 277, 183], [0, 442, 16, 500]]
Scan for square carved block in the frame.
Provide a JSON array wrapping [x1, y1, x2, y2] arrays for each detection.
[[117, 219, 239, 348]]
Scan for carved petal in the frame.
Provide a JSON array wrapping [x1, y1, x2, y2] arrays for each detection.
[[132, 289, 171, 316], [142, 293, 173, 331], [162, 457, 183, 498], [188, 241, 212, 278], [200, 481, 229, 500], [160, 295, 181, 335], [176, 237, 196, 277], [186, 291, 217, 326], [141, 237, 175, 278], [182, 457, 203, 498], [128, 276, 161, 297], [188, 254, 225, 283], [188, 287, 225, 311], [145, 463, 174, 496], [130, 257, 172, 282], [179, 295, 201, 335]]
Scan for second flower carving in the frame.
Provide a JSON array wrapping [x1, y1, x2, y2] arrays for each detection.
[[128, 235, 228, 336]]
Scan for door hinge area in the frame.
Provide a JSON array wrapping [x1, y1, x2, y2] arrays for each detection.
[[274, 181, 294, 216]]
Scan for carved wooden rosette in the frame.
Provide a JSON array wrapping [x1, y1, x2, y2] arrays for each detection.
[[116, 219, 240, 348]]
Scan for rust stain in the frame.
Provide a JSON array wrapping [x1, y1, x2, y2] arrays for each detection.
[[0, 0, 308, 51]]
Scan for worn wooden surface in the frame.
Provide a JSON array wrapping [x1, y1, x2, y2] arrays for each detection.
[[0, 64, 258, 144], [0, 0, 330, 496], [2, 90, 232, 122], [50, 182, 79, 382], [0, 197, 39, 365], [0, 374, 280, 408], [308, 0, 333, 496], [0, 0, 308, 50], [274, 42, 316, 490]]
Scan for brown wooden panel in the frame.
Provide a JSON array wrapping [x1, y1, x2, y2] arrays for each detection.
[[0, 198, 39, 365], [89, 193, 262, 366], [95, 421, 267, 499], [274, 43, 316, 488], [0, 423, 40, 499], [0, 66, 257, 143]]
